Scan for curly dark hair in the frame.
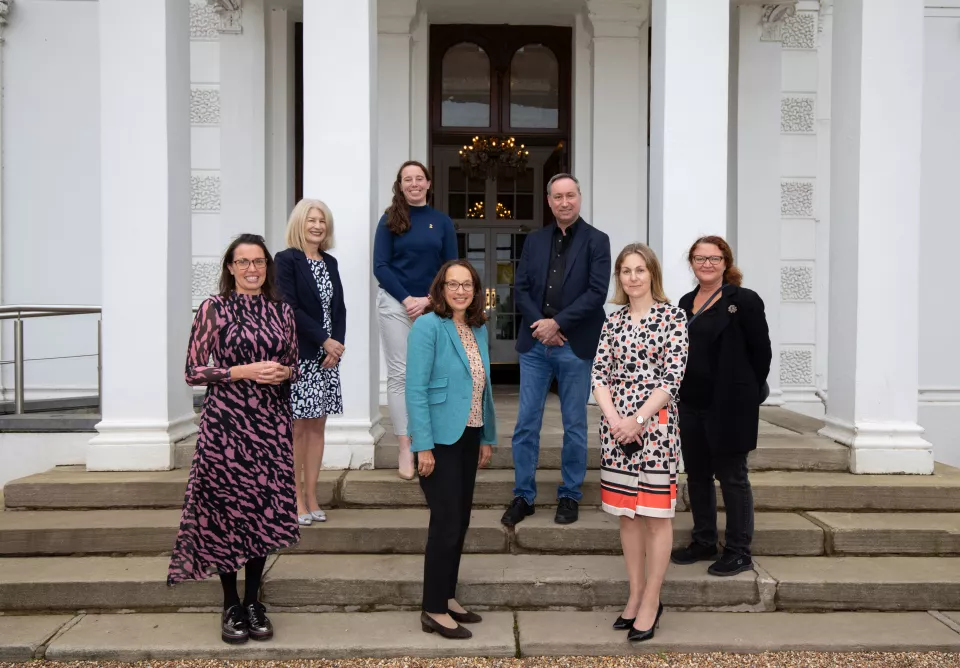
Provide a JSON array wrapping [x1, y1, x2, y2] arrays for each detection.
[[425, 260, 487, 328], [218, 233, 282, 301], [384, 160, 431, 235]]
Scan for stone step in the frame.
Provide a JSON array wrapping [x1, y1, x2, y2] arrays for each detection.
[[0, 508, 827, 557], [375, 432, 849, 472], [3, 610, 958, 662], [808, 512, 960, 556], [7, 464, 960, 512], [3, 553, 958, 613]]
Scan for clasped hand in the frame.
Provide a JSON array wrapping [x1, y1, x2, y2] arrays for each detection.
[[243, 361, 289, 385], [403, 296, 431, 320], [530, 318, 567, 347], [322, 338, 345, 368], [608, 413, 646, 444]]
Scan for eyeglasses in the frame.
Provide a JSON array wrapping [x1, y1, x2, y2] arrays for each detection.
[[444, 281, 474, 292], [233, 258, 267, 269], [693, 255, 723, 266]]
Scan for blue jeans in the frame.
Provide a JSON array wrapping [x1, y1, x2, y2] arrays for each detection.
[[511, 341, 593, 504]]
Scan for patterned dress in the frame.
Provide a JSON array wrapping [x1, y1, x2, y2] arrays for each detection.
[[592, 304, 688, 519], [292, 258, 344, 419], [168, 293, 301, 585], [455, 320, 486, 427]]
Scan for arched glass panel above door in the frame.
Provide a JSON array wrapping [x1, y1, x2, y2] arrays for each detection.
[[509, 44, 559, 129], [441, 42, 491, 128]]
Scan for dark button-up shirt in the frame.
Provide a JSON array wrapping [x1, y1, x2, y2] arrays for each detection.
[[541, 219, 581, 319]]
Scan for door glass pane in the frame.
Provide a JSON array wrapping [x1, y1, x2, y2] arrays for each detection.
[[457, 232, 486, 286], [442, 43, 491, 127], [449, 167, 485, 220], [491, 232, 527, 342], [509, 44, 559, 129]]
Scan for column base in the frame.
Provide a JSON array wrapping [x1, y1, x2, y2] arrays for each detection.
[[87, 413, 198, 471], [819, 416, 934, 474], [322, 417, 385, 470], [762, 387, 785, 407]]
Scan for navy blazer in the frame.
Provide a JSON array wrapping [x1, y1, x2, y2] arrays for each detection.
[[514, 218, 612, 360], [275, 248, 346, 361]]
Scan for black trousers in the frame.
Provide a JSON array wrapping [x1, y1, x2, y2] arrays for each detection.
[[679, 403, 754, 558], [417, 427, 481, 613]]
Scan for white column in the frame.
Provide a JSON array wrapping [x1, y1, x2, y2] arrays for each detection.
[[265, 6, 296, 253], [219, 0, 267, 241], [90, 0, 196, 471], [586, 0, 647, 263], [649, 0, 730, 303], [736, 5, 784, 405], [303, 0, 381, 469], [820, 0, 932, 474], [410, 9, 430, 165]]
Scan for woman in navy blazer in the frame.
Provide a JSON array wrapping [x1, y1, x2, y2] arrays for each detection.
[[406, 260, 496, 640], [275, 199, 346, 526]]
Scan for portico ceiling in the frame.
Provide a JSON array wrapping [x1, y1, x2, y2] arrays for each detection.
[[419, 0, 587, 26]]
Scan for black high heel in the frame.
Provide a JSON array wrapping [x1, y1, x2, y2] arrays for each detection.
[[612, 614, 635, 630], [627, 601, 663, 643]]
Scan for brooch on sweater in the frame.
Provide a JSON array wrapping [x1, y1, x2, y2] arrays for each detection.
[[429, 224, 434, 229], [728, 305, 738, 314]]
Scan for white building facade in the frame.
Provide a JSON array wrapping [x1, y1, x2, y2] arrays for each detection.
[[1, 0, 958, 478]]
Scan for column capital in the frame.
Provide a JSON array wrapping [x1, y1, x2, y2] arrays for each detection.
[[760, 2, 798, 42], [207, 0, 241, 35], [586, 0, 649, 39], [379, 0, 419, 35]]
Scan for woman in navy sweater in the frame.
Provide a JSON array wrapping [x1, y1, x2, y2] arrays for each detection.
[[275, 199, 346, 525], [374, 160, 457, 479]]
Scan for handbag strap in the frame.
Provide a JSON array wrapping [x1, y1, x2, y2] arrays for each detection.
[[685, 286, 723, 328]]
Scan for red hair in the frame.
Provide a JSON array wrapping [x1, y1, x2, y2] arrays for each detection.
[[687, 235, 743, 286]]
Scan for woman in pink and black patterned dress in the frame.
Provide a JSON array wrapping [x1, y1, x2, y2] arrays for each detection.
[[168, 234, 301, 646], [592, 243, 688, 644]]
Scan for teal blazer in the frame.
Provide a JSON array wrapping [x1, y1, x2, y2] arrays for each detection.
[[405, 312, 497, 452]]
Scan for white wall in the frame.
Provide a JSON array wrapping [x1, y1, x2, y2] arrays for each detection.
[[919, 7, 960, 467], [1, 0, 101, 401], [0, 432, 88, 487]]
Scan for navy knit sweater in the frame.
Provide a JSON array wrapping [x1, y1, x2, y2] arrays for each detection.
[[373, 205, 458, 302]]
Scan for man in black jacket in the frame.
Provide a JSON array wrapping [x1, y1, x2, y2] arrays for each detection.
[[501, 174, 611, 526]]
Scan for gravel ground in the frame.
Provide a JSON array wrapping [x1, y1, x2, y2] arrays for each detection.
[[3, 655, 959, 668]]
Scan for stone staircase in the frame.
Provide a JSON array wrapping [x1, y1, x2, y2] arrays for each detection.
[[1, 394, 960, 660]]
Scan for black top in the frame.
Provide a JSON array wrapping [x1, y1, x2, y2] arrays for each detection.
[[678, 303, 725, 408], [677, 284, 772, 455], [542, 219, 580, 318]]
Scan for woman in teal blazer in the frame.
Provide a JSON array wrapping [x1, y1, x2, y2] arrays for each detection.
[[405, 259, 496, 640]]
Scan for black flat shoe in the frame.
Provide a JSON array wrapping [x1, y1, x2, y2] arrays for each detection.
[[501, 497, 535, 527], [612, 615, 635, 630], [708, 552, 754, 577], [245, 601, 274, 641], [554, 497, 579, 524], [670, 541, 719, 565], [421, 611, 473, 639], [449, 609, 483, 624], [221, 604, 249, 644], [627, 601, 663, 643]]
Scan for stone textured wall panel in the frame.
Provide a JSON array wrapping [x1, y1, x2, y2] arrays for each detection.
[[781, 349, 814, 386], [190, 1, 219, 40], [781, 12, 817, 49], [781, 181, 814, 218], [190, 88, 221, 125], [781, 96, 816, 133], [192, 261, 221, 299], [781, 265, 814, 301], [191, 175, 221, 211]]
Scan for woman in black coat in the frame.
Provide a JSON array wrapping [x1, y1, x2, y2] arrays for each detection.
[[275, 199, 346, 526], [670, 235, 771, 577]]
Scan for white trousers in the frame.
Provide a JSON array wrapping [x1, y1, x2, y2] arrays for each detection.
[[377, 288, 413, 437]]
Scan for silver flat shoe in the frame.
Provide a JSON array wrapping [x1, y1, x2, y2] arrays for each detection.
[[310, 509, 327, 522], [298, 513, 313, 526]]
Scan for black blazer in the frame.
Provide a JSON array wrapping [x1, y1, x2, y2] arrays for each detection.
[[514, 219, 611, 360], [275, 248, 346, 362], [678, 284, 772, 454]]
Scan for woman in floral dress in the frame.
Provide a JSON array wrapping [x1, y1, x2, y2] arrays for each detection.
[[591, 243, 688, 644], [168, 234, 301, 646]]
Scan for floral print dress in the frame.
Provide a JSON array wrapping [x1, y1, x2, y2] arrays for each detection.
[[591, 303, 688, 519]]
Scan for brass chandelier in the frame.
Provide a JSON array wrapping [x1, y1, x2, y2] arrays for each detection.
[[459, 136, 530, 181]]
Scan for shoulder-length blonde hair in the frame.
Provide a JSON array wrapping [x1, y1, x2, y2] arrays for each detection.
[[285, 198, 335, 252], [612, 243, 669, 305]]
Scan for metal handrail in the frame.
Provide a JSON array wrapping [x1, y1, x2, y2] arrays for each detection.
[[0, 305, 102, 415]]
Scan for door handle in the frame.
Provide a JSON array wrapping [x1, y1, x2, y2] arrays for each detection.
[[485, 288, 492, 310]]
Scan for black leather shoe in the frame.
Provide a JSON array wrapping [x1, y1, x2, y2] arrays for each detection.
[[554, 497, 579, 524], [612, 615, 635, 630], [627, 601, 662, 642], [421, 611, 473, 639], [245, 601, 274, 641], [670, 541, 719, 565], [221, 604, 249, 644], [501, 497, 535, 527], [449, 609, 482, 624], [708, 552, 754, 577]]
